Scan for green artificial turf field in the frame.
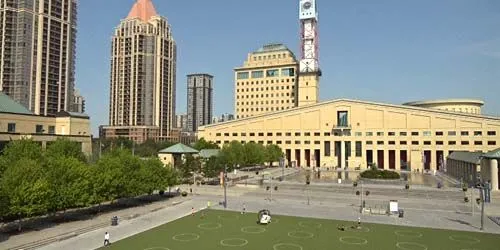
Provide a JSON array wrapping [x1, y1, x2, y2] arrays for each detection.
[[102, 209, 500, 250]]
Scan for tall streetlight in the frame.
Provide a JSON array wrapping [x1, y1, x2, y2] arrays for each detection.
[[223, 165, 228, 209]]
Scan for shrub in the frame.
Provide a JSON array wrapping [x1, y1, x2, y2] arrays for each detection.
[[360, 169, 400, 180]]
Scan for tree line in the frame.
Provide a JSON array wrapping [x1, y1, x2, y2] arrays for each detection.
[[0, 139, 178, 223]]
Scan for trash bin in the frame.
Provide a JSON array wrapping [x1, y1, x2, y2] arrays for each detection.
[[111, 216, 118, 226], [398, 209, 404, 218]]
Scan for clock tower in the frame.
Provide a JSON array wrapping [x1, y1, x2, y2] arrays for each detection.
[[298, 0, 320, 107]]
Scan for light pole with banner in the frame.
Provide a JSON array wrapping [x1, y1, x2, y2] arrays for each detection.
[[280, 157, 285, 181], [223, 165, 228, 209]]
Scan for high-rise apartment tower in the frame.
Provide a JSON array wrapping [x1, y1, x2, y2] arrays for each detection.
[[105, 0, 177, 142], [0, 0, 78, 115], [187, 74, 213, 132]]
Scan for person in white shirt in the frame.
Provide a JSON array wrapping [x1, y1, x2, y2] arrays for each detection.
[[104, 232, 110, 246]]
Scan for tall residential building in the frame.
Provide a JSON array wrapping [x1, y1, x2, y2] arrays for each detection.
[[234, 44, 299, 119], [0, 0, 78, 116], [175, 113, 187, 130], [187, 74, 213, 132], [212, 113, 235, 124], [72, 89, 85, 113], [103, 0, 177, 143]]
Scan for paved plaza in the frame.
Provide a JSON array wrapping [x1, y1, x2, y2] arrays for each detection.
[[1, 170, 500, 249]]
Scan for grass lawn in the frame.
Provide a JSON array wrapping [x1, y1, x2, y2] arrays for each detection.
[[102, 209, 500, 250]]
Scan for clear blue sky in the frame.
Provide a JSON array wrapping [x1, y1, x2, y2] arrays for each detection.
[[77, 0, 500, 136]]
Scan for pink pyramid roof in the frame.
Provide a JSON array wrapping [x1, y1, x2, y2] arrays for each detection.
[[127, 0, 157, 22]]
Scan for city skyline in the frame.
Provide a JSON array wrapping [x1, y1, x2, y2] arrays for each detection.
[[74, 0, 499, 135]]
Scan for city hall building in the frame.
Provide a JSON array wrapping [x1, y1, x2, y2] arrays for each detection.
[[198, 98, 500, 172]]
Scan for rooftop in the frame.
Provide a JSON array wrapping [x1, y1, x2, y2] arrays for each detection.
[[159, 143, 199, 154], [447, 151, 483, 164], [0, 92, 33, 115], [254, 43, 292, 54], [403, 99, 485, 107], [127, 0, 158, 22]]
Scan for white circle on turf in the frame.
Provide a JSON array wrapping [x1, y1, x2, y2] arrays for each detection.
[[220, 238, 248, 247], [273, 243, 303, 250], [241, 226, 266, 234], [172, 233, 200, 242], [449, 235, 480, 244], [339, 236, 368, 245], [298, 221, 322, 228], [288, 231, 314, 239], [396, 242, 428, 250], [143, 248, 171, 250], [395, 231, 423, 238], [218, 214, 239, 220], [197, 222, 222, 230]]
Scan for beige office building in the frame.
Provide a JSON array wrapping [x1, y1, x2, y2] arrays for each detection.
[[0, 0, 78, 116], [103, 0, 177, 143], [199, 98, 500, 174], [235, 44, 300, 119], [0, 92, 91, 155]]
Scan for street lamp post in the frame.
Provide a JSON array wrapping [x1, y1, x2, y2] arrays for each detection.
[[223, 165, 228, 209]]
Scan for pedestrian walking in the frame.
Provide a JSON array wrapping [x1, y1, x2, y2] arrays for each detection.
[[104, 232, 110, 246], [241, 203, 246, 214], [192, 207, 195, 216]]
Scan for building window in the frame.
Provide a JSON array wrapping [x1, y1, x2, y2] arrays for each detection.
[[474, 141, 482, 145], [295, 141, 301, 144], [448, 131, 456, 136], [400, 141, 407, 145], [461, 131, 469, 136], [366, 141, 373, 145], [461, 141, 469, 145], [267, 141, 273, 144], [286, 132, 292, 136], [36, 125, 44, 134], [216, 133, 221, 136], [285, 141, 291, 144], [281, 68, 295, 77], [48, 126, 55, 135], [241, 133, 247, 136], [304, 141, 311, 144], [232, 133, 238, 136], [224, 133, 230, 136], [400, 132, 407, 136], [448, 141, 456, 145], [377, 141, 384, 145], [324, 132, 331, 136], [377, 132, 384, 136], [305, 132, 311, 136], [324, 141, 331, 156], [389, 141, 396, 145], [267, 132, 273, 136], [436, 141, 444, 145], [488, 141, 496, 145], [314, 132, 321, 136], [366, 132, 373, 136], [474, 131, 482, 136], [276, 141, 282, 144], [487, 131, 496, 136], [237, 72, 249, 79], [436, 131, 443, 136], [411, 132, 419, 136], [276, 132, 282, 136], [7, 123, 16, 133], [258, 133, 264, 136], [337, 111, 349, 127], [266, 69, 279, 77], [251, 70, 264, 78], [423, 131, 431, 136], [424, 141, 431, 145], [388, 132, 395, 136], [295, 132, 301, 136], [250, 133, 255, 136], [355, 141, 362, 157], [216, 141, 221, 144], [258, 141, 264, 144], [355, 132, 362, 136], [314, 141, 321, 145], [412, 141, 419, 145]]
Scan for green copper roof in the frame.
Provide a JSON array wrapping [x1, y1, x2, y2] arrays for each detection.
[[448, 151, 482, 164], [0, 92, 33, 115], [482, 148, 500, 159], [159, 143, 199, 154], [254, 43, 291, 53]]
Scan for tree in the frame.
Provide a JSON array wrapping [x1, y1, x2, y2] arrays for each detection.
[[91, 150, 129, 204], [219, 141, 245, 168], [0, 139, 43, 176], [243, 142, 265, 166], [44, 156, 92, 212], [0, 158, 53, 228], [134, 139, 158, 157], [202, 156, 223, 179], [193, 138, 219, 151], [265, 144, 283, 166], [45, 138, 87, 163], [179, 154, 201, 182]]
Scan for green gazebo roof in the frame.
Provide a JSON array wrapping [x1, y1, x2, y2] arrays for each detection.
[[482, 148, 500, 159], [158, 143, 198, 154]]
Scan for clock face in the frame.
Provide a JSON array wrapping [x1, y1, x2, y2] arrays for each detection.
[[303, 1, 312, 10]]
